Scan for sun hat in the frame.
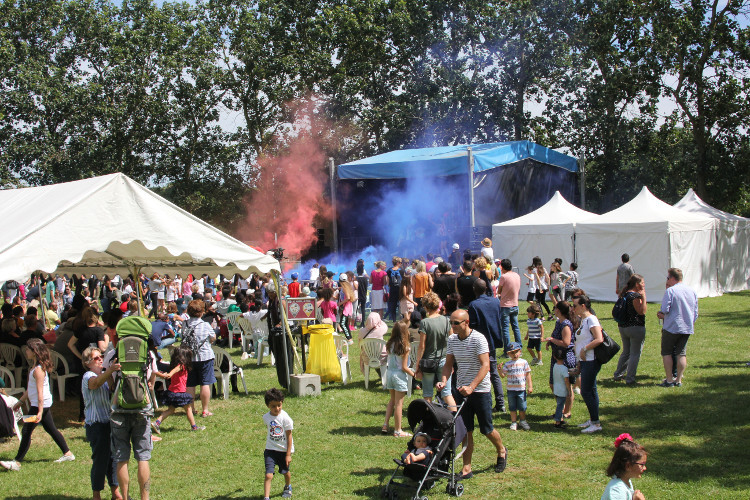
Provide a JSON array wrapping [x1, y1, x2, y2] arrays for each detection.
[[481, 237, 492, 247]]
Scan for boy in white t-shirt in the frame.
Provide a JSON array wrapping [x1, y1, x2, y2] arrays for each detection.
[[263, 388, 294, 500], [501, 342, 533, 431]]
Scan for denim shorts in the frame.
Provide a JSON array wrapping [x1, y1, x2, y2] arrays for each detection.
[[386, 369, 409, 392], [187, 358, 217, 387], [506, 390, 527, 412], [264, 449, 290, 474], [421, 358, 452, 399], [460, 391, 494, 435]]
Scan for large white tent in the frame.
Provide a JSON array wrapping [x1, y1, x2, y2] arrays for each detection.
[[674, 188, 750, 293], [492, 191, 595, 276], [0, 173, 280, 282], [576, 187, 717, 302]]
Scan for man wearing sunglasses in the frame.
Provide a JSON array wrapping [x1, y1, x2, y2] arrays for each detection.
[[437, 309, 508, 479]]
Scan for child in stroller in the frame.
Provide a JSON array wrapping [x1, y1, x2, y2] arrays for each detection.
[[401, 432, 433, 465]]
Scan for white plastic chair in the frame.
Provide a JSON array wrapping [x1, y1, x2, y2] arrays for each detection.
[[0, 343, 24, 387], [211, 345, 247, 400], [1, 392, 22, 441], [255, 322, 274, 366], [48, 350, 79, 402], [0, 365, 24, 397], [360, 338, 387, 389], [224, 311, 242, 349], [332, 335, 352, 385]]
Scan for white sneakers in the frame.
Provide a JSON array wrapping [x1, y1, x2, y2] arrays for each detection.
[[0, 460, 20, 471], [509, 422, 518, 431], [54, 454, 75, 463], [519, 420, 531, 431], [581, 423, 602, 434], [577, 420, 592, 428]]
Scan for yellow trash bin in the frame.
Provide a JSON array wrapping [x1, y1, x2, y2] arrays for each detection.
[[305, 324, 342, 383]]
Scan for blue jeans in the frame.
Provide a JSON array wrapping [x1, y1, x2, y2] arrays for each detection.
[[553, 395, 566, 422], [580, 360, 601, 422], [500, 306, 521, 351], [159, 337, 176, 350]]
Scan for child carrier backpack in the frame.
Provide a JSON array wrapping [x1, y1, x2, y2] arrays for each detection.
[[113, 316, 153, 411]]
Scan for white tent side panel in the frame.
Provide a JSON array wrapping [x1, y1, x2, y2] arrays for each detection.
[[575, 225, 670, 303], [717, 222, 750, 292], [669, 227, 719, 298]]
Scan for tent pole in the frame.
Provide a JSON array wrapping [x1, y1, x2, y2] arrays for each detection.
[[329, 158, 339, 256], [468, 147, 475, 236], [578, 153, 586, 209], [131, 264, 143, 316]]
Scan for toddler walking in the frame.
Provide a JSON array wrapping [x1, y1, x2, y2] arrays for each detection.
[[501, 342, 533, 431], [263, 388, 294, 500], [152, 346, 205, 432], [524, 304, 544, 365]]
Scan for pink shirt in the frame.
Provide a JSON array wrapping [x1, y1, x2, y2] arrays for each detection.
[[169, 365, 188, 393], [371, 270, 386, 290], [320, 300, 338, 322], [498, 271, 521, 307]]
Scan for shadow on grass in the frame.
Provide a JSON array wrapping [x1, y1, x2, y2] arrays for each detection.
[[330, 425, 387, 437], [203, 489, 258, 500], [603, 372, 750, 490], [697, 308, 750, 327], [7, 497, 84, 500]]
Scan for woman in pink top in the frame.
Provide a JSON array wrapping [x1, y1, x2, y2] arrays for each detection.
[[370, 261, 387, 318]]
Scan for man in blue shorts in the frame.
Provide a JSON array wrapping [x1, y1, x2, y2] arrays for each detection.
[[437, 309, 508, 479]]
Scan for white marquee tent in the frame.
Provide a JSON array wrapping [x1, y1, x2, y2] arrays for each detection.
[[492, 191, 595, 275], [0, 173, 280, 282], [674, 188, 750, 293], [576, 187, 717, 302]]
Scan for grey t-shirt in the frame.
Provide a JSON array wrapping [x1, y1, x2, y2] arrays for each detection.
[[616, 263, 634, 291]]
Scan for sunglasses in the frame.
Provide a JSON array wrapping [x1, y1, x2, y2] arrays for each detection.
[[90, 355, 103, 362], [450, 320, 466, 326]]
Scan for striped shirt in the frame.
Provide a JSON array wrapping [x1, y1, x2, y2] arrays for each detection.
[[526, 318, 543, 339], [502, 358, 530, 391], [446, 330, 490, 392], [82, 371, 112, 424]]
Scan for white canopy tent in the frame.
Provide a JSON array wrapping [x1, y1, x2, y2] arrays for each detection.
[[492, 191, 595, 280], [576, 187, 717, 302], [0, 173, 280, 282], [674, 188, 750, 293]]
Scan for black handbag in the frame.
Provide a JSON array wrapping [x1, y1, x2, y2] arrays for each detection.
[[594, 330, 620, 364], [418, 357, 439, 373]]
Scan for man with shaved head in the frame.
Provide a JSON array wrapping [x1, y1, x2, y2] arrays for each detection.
[[437, 309, 508, 479]]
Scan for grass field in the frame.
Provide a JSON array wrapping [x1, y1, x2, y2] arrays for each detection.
[[1, 292, 749, 499]]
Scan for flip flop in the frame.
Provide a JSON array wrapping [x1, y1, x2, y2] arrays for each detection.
[[381, 426, 389, 435], [201, 411, 214, 417], [393, 430, 412, 437]]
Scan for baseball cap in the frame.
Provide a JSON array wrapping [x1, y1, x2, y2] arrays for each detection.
[[507, 342, 522, 352], [339, 273, 348, 281], [452, 243, 460, 250]]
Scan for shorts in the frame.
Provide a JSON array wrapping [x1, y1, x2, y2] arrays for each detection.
[[264, 449, 290, 474], [661, 330, 690, 357], [386, 369, 409, 393], [110, 413, 152, 462], [527, 338, 541, 351], [506, 390, 527, 412], [459, 391, 494, 435], [525, 292, 535, 302], [421, 358, 452, 399], [187, 358, 217, 387]]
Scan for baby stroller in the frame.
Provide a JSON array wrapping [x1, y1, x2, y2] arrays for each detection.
[[383, 398, 467, 500]]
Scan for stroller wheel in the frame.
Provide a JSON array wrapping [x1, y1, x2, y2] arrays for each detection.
[[454, 483, 464, 497]]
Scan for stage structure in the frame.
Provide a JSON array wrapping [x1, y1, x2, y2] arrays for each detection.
[[334, 141, 580, 255]]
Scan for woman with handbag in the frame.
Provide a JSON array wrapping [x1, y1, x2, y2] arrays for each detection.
[[613, 275, 647, 385], [572, 295, 604, 434], [414, 292, 456, 409]]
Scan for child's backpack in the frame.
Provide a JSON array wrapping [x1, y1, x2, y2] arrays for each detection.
[[611, 294, 628, 325], [113, 316, 153, 412]]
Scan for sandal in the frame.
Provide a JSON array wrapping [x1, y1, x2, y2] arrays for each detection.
[[201, 411, 214, 418], [393, 430, 412, 438], [381, 426, 389, 435]]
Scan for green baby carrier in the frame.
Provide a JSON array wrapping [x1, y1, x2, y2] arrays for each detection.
[[113, 315, 153, 412]]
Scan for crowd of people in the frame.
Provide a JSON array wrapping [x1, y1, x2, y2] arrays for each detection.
[[0, 238, 703, 500]]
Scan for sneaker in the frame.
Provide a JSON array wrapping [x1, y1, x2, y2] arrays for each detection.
[[509, 422, 517, 431], [613, 375, 625, 382], [574, 387, 581, 395], [673, 382, 682, 387], [0, 460, 20, 471], [658, 380, 675, 387], [519, 420, 530, 431], [54, 453, 75, 463], [493, 404, 506, 413], [577, 420, 592, 428], [494, 448, 508, 473], [581, 423, 602, 434], [151, 420, 161, 435], [536, 359, 543, 366], [347, 339, 354, 345], [282, 485, 293, 498], [191, 425, 206, 431]]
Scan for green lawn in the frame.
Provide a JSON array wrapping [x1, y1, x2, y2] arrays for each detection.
[[1, 292, 749, 499]]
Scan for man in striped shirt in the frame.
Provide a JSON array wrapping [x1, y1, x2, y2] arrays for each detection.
[[437, 310, 508, 479]]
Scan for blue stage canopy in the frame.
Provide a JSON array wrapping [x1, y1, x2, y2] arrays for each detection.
[[337, 140, 578, 179]]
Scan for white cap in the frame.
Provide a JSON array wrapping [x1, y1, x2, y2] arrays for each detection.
[[452, 243, 460, 250], [339, 273, 348, 282]]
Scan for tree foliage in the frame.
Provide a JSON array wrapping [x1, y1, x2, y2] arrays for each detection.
[[0, 0, 748, 228]]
